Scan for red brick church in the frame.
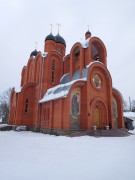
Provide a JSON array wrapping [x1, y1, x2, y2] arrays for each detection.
[[9, 29, 124, 134]]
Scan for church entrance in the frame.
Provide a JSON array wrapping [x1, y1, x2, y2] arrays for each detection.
[[92, 101, 107, 129]]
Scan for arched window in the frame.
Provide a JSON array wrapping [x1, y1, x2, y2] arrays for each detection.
[[25, 99, 29, 114], [91, 44, 100, 61], [73, 47, 80, 71], [91, 42, 106, 65]]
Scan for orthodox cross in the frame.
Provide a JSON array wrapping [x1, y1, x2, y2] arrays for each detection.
[[35, 41, 38, 50], [57, 23, 61, 34], [50, 24, 53, 33]]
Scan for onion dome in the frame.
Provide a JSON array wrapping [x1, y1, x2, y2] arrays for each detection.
[[85, 30, 91, 36], [45, 33, 55, 42], [55, 33, 66, 47], [30, 49, 38, 57], [85, 30, 91, 40]]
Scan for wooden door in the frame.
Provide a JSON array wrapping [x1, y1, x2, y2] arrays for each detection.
[[93, 107, 100, 128]]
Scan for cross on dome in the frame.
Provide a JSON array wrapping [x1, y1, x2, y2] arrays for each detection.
[[35, 41, 38, 50], [50, 24, 53, 34], [57, 23, 61, 34]]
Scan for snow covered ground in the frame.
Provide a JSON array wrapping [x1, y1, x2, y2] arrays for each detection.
[[0, 130, 135, 180]]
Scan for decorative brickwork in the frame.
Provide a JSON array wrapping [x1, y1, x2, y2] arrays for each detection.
[[9, 30, 125, 133]]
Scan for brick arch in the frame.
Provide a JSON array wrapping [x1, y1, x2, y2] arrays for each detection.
[[88, 62, 112, 89], [67, 81, 86, 130], [88, 62, 113, 128], [55, 43, 66, 56], [88, 37, 107, 66], [90, 97, 108, 128], [21, 66, 27, 87], [112, 88, 124, 128], [64, 54, 70, 74], [21, 82, 36, 92], [42, 51, 63, 93], [35, 55, 42, 84], [27, 59, 35, 83], [70, 42, 84, 80], [10, 87, 15, 102]]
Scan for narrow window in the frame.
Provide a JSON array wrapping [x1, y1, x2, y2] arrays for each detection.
[[25, 99, 29, 113], [52, 59, 55, 83]]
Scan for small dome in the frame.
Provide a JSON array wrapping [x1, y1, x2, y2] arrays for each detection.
[[55, 34, 66, 46], [45, 33, 55, 42], [85, 30, 91, 36], [30, 49, 38, 57]]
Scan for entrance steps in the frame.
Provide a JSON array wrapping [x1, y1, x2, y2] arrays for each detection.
[[69, 128, 132, 137]]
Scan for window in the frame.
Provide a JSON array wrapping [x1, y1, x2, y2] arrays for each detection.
[[25, 99, 29, 113], [52, 59, 55, 83], [73, 48, 80, 70]]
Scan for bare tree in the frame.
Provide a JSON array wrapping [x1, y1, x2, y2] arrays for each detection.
[[123, 100, 129, 112], [0, 88, 12, 123]]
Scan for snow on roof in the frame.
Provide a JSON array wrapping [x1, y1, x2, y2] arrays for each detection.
[[0, 124, 8, 127], [81, 38, 90, 48], [40, 78, 86, 103], [86, 60, 104, 68], [124, 112, 135, 121], [60, 73, 69, 84], [15, 86, 20, 93], [41, 52, 48, 57]]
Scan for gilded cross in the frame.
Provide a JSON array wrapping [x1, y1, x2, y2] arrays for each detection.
[[35, 41, 38, 50], [57, 23, 61, 34], [50, 24, 53, 33]]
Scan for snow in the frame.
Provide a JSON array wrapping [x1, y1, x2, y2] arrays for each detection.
[[124, 111, 135, 118], [40, 78, 86, 103], [0, 124, 8, 127], [124, 112, 135, 126], [81, 37, 90, 48], [86, 60, 105, 68], [60, 73, 69, 83], [15, 86, 20, 93], [16, 126, 26, 131], [41, 51, 48, 57], [0, 130, 135, 180], [40, 61, 107, 103]]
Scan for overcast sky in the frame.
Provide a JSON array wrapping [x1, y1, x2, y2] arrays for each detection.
[[0, 0, 135, 102]]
